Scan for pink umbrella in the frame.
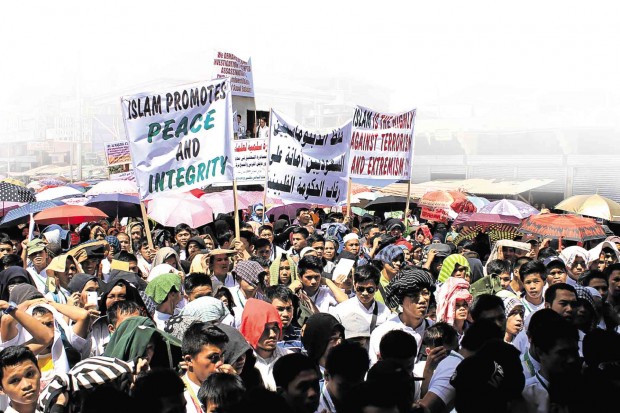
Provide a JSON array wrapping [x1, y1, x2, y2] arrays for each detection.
[[266, 203, 313, 219], [199, 190, 282, 215], [147, 194, 214, 228]]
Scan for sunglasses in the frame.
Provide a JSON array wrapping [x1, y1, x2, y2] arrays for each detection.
[[356, 286, 376, 294]]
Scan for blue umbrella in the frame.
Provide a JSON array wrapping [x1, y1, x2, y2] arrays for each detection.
[[0, 200, 65, 227], [85, 193, 141, 218]]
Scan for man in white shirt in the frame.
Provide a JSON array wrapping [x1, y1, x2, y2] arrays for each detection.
[[0, 346, 45, 413], [369, 266, 436, 365], [254, 117, 269, 138], [239, 298, 291, 390], [180, 322, 232, 413], [331, 265, 391, 334], [289, 256, 348, 313], [209, 249, 237, 288], [521, 310, 580, 413]]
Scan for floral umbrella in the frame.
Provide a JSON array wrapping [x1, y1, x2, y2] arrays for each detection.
[[419, 190, 476, 213], [518, 213, 606, 242]]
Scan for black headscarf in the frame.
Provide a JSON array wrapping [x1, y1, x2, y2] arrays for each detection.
[[67, 273, 99, 294], [9, 284, 43, 304], [301, 313, 344, 364], [98, 276, 149, 317], [0, 267, 36, 301]]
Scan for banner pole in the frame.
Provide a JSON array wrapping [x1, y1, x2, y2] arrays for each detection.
[[233, 179, 241, 240], [346, 177, 353, 222], [140, 202, 154, 250], [404, 179, 412, 227], [261, 108, 273, 224]]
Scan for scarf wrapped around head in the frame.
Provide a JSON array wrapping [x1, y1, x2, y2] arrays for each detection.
[[181, 296, 231, 323], [438, 254, 471, 283], [559, 246, 589, 275], [269, 254, 298, 286], [239, 298, 282, 349], [250, 203, 268, 223], [501, 295, 523, 318], [152, 247, 182, 272], [383, 266, 435, 310], [374, 245, 404, 266], [436, 277, 472, 326]]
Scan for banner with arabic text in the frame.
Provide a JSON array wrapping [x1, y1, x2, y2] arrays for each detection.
[[266, 111, 350, 205], [233, 138, 268, 184]]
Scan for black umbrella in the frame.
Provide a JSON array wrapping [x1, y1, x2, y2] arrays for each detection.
[[85, 193, 142, 218], [0, 182, 36, 203], [364, 196, 410, 211]]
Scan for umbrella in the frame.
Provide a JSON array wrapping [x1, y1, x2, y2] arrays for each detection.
[[453, 212, 521, 229], [199, 190, 258, 215], [454, 224, 521, 245], [518, 213, 606, 242], [147, 194, 214, 228], [39, 178, 67, 186], [36, 186, 84, 201], [34, 205, 108, 226], [0, 182, 36, 203], [0, 200, 66, 228], [85, 193, 142, 218], [266, 202, 313, 219], [419, 190, 475, 213], [86, 180, 139, 196], [555, 194, 620, 222], [467, 195, 490, 211], [64, 184, 87, 193], [62, 197, 89, 206], [478, 199, 539, 219], [364, 196, 409, 211], [1, 178, 25, 187]]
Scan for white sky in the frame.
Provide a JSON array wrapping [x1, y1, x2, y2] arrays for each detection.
[[2, 0, 620, 130]]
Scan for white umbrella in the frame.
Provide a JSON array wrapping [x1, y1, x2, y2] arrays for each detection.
[[36, 186, 83, 201], [86, 180, 139, 197]]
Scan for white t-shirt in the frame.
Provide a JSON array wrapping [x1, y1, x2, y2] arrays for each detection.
[[309, 286, 338, 313], [182, 374, 202, 413], [427, 351, 465, 407], [522, 373, 550, 413], [330, 297, 391, 330], [256, 125, 269, 138], [212, 273, 238, 289], [368, 313, 432, 365], [254, 346, 291, 390]]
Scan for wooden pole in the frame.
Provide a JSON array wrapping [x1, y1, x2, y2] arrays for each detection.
[[404, 179, 412, 227], [261, 109, 273, 224], [140, 202, 154, 250], [346, 177, 353, 222], [233, 179, 241, 240]]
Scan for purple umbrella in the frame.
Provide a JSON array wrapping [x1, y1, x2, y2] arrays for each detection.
[[453, 212, 522, 229], [477, 199, 539, 219]]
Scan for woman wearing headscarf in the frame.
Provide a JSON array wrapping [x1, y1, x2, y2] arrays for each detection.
[[248, 203, 268, 223], [0, 266, 36, 301], [437, 254, 471, 284], [269, 254, 298, 286], [323, 238, 340, 263], [559, 246, 589, 283], [152, 247, 183, 272], [410, 241, 423, 266], [465, 256, 485, 284], [372, 244, 405, 306], [436, 277, 472, 341], [500, 294, 524, 345]]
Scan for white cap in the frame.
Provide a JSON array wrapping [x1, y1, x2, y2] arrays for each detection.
[[343, 233, 359, 244]]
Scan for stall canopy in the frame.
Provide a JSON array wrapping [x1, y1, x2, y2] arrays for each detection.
[[376, 178, 554, 200]]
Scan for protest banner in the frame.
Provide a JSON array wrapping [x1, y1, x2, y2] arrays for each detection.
[[104, 141, 132, 166], [120, 78, 235, 200], [266, 110, 350, 206], [348, 106, 416, 180], [421, 207, 449, 223], [110, 170, 136, 182], [233, 138, 268, 184], [212, 51, 254, 97]]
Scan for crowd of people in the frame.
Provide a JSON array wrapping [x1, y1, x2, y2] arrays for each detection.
[[0, 203, 618, 413]]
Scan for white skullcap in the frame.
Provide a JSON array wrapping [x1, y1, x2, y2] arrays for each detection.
[[343, 233, 359, 244], [300, 247, 317, 259]]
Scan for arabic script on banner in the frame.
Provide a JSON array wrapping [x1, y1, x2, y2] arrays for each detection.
[[233, 138, 268, 184], [266, 111, 350, 206]]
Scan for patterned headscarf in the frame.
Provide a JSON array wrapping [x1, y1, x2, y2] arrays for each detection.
[[105, 236, 120, 254], [232, 260, 265, 287], [436, 277, 472, 326], [181, 296, 230, 323], [501, 295, 523, 318], [438, 254, 470, 283], [383, 265, 435, 309], [374, 245, 404, 266]]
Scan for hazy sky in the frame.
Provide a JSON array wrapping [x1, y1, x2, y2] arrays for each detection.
[[2, 0, 620, 131]]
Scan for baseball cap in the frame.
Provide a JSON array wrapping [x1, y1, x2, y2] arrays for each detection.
[[27, 239, 47, 255]]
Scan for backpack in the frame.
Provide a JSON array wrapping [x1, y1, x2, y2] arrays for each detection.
[[469, 274, 503, 298]]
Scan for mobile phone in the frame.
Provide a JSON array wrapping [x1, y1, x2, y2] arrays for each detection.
[[87, 292, 98, 306]]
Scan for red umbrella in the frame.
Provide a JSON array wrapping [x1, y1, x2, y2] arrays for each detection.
[[518, 213, 606, 242], [453, 212, 521, 229], [34, 205, 108, 225], [419, 190, 475, 213]]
